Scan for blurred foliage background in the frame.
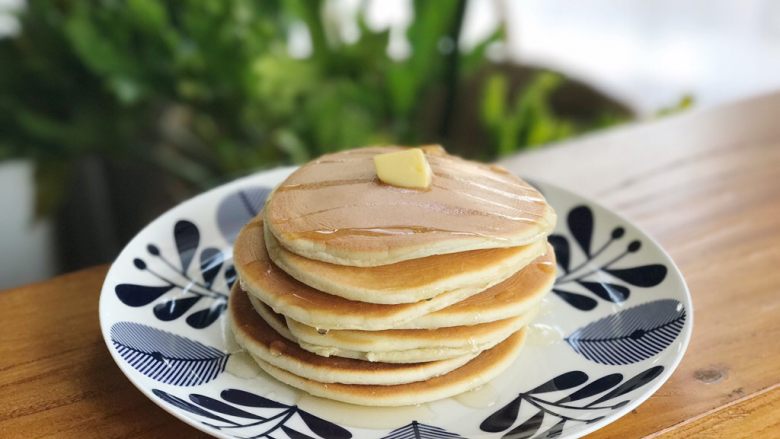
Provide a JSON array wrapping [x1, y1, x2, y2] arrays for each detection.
[[0, 0, 633, 269]]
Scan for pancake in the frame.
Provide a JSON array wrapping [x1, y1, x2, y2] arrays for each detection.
[[264, 146, 556, 266], [286, 306, 538, 363], [397, 246, 556, 329], [250, 294, 297, 341], [251, 328, 527, 406], [234, 218, 555, 330], [229, 285, 477, 385], [265, 223, 546, 304], [250, 295, 535, 363]]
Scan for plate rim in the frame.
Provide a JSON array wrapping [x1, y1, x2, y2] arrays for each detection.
[[98, 167, 693, 439], [526, 179, 694, 439], [99, 168, 295, 439]]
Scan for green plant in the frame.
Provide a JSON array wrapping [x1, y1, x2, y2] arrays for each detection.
[[481, 72, 574, 155], [0, 0, 627, 216]]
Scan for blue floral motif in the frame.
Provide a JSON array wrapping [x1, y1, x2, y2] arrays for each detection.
[[115, 219, 235, 329], [380, 421, 465, 439], [111, 321, 229, 386], [566, 299, 686, 365], [480, 366, 665, 439], [217, 186, 272, 244], [550, 205, 668, 311], [153, 388, 352, 439]]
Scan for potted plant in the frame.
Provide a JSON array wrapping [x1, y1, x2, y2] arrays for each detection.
[[0, 0, 631, 273]]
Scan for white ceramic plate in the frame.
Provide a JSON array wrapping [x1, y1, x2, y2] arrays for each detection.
[[99, 167, 692, 439]]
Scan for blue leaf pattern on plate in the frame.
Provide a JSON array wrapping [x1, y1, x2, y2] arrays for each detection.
[[115, 283, 173, 307], [217, 186, 272, 244], [174, 220, 200, 273], [152, 388, 352, 439], [381, 421, 465, 439], [102, 179, 690, 439], [480, 366, 664, 438], [153, 389, 237, 424], [567, 206, 594, 256], [566, 299, 686, 365], [111, 322, 229, 386], [551, 205, 669, 311], [114, 221, 232, 329], [153, 296, 201, 320], [200, 247, 225, 288]]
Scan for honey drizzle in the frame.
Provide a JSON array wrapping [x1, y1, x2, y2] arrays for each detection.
[[289, 226, 522, 243], [434, 170, 544, 202], [441, 184, 541, 212], [276, 178, 375, 192], [275, 199, 547, 226], [427, 155, 534, 191], [312, 149, 378, 164]]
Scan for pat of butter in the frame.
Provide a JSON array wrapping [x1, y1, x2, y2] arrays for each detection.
[[373, 148, 433, 189]]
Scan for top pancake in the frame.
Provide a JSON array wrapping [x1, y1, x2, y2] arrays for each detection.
[[264, 146, 556, 266]]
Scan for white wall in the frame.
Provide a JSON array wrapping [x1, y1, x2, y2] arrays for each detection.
[[468, 0, 780, 115], [363, 0, 780, 115], [0, 160, 57, 290]]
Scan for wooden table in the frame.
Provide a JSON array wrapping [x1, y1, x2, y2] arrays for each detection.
[[2, 92, 779, 438]]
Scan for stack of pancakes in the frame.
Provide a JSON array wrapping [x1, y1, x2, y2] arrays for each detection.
[[230, 146, 557, 406]]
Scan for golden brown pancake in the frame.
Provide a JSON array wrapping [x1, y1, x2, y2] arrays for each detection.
[[264, 146, 556, 266], [251, 328, 527, 406], [249, 294, 297, 342], [398, 246, 556, 329], [248, 294, 536, 363], [264, 222, 546, 304], [285, 307, 538, 363], [229, 286, 477, 385], [248, 295, 537, 363], [234, 217, 555, 330]]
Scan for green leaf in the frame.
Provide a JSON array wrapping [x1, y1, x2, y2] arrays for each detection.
[[64, 4, 149, 103], [480, 71, 575, 154], [249, 54, 318, 115], [127, 0, 168, 33], [480, 73, 508, 129], [274, 129, 310, 163], [462, 25, 504, 75], [656, 94, 694, 117], [285, 0, 328, 59], [387, 0, 461, 116]]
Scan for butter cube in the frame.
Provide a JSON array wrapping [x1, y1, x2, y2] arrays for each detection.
[[373, 148, 433, 189]]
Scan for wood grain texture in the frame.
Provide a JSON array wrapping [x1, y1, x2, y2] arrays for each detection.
[[653, 385, 780, 438], [0, 266, 210, 439], [503, 91, 780, 438], [1, 91, 779, 438]]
